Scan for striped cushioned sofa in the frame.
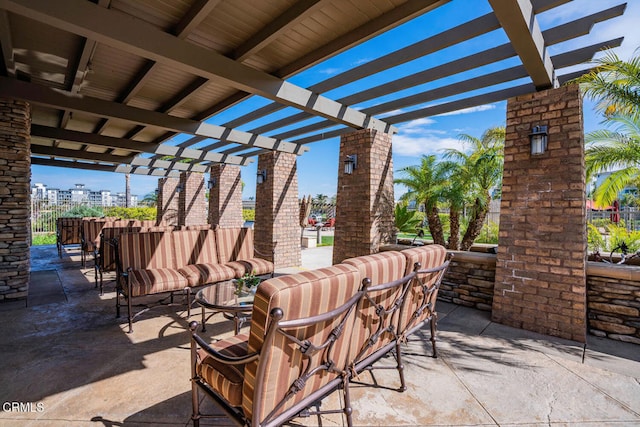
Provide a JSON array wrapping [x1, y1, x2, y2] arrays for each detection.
[[116, 227, 274, 333], [188, 244, 450, 427]]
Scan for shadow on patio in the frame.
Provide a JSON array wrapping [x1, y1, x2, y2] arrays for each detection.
[[0, 244, 638, 426]]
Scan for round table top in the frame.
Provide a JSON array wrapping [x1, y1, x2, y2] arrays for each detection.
[[195, 280, 254, 312]]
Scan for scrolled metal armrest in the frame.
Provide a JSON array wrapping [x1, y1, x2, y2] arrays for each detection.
[[189, 321, 259, 365]]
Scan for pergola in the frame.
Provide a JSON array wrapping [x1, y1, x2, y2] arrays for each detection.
[[0, 0, 629, 341]]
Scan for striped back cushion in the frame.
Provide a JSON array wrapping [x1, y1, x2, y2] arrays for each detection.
[[112, 219, 137, 228], [216, 227, 254, 263], [185, 224, 215, 231], [172, 229, 219, 266], [400, 245, 447, 333], [58, 217, 83, 244], [100, 226, 142, 271], [140, 220, 158, 228], [82, 219, 107, 250], [343, 251, 407, 364], [118, 231, 175, 271], [242, 264, 361, 424]]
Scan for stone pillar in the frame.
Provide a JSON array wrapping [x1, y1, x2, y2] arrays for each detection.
[[157, 177, 179, 226], [209, 165, 243, 227], [0, 98, 31, 304], [333, 128, 395, 264], [493, 84, 587, 342], [178, 172, 207, 226], [254, 152, 301, 268]]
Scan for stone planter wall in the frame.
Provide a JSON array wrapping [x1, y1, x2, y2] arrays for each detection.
[[440, 251, 496, 312], [439, 251, 640, 345], [586, 262, 640, 344]]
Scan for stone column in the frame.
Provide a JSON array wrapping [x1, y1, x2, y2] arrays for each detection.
[[178, 172, 207, 226], [493, 84, 587, 342], [0, 98, 31, 304], [333, 128, 395, 264], [157, 177, 179, 226], [254, 152, 301, 268], [209, 165, 243, 227]]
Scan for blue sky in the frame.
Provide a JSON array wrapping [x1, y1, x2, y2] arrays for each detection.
[[31, 0, 640, 200]]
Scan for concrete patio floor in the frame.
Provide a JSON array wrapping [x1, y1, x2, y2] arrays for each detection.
[[0, 244, 639, 426]]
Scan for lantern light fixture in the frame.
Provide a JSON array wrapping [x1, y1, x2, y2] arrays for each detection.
[[176, 183, 184, 193], [207, 177, 217, 189], [529, 125, 548, 155], [257, 169, 267, 184], [344, 154, 358, 175]]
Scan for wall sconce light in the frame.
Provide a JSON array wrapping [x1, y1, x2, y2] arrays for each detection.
[[207, 177, 217, 189], [344, 154, 357, 175], [529, 125, 548, 155], [257, 169, 267, 184], [176, 183, 184, 193], [154, 188, 159, 195]]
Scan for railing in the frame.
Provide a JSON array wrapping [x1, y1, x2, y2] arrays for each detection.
[[30, 200, 95, 242]]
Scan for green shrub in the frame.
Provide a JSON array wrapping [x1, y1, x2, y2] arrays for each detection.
[[32, 233, 56, 246], [475, 221, 499, 244], [61, 206, 104, 218], [607, 222, 640, 252], [394, 204, 422, 233], [587, 223, 606, 252], [104, 207, 156, 220], [243, 209, 255, 221]]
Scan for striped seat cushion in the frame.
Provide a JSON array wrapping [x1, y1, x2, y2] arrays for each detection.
[[343, 251, 407, 365], [400, 245, 447, 333], [242, 264, 361, 423], [197, 333, 249, 407], [225, 258, 274, 278], [178, 263, 236, 287], [127, 268, 189, 297]]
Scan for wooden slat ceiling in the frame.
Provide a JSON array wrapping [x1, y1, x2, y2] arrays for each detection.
[[0, 0, 628, 177]]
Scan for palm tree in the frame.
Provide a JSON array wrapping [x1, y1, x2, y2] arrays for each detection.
[[395, 155, 449, 246], [443, 127, 505, 250], [585, 114, 640, 207], [574, 50, 640, 207], [572, 50, 640, 117]]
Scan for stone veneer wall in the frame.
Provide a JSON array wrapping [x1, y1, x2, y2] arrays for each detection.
[[587, 263, 640, 344], [0, 98, 31, 303], [438, 252, 639, 344], [157, 177, 179, 226], [440, 251, 496, 311], [178, 172, 207, 226], [209, 165, 243, 227], [333, 129, 395, 264], [254, 152, 301, 268], [493, 84, 587, 342]]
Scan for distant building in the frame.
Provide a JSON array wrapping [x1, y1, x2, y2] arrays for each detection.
[[30, 183, 137, 207]]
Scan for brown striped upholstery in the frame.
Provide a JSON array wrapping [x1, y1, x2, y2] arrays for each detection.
[[216, 227, 274, 278], [216, 227, 254, 262], [118, 231, 175, 271], [242, 264, 361, 424], [186, 224, 216, 231], [197, 333, 249, 407], [57, 217, 82, 245], [343, 252, 408, 368], [118, 231, 188, 297], [100, 226, 143, 273], [400, 245, 448, 338], [173, 229, 235, 286], [128, 268, 189, 297], [82, 218, 108, 253]]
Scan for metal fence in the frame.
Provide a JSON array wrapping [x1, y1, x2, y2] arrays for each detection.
[[587, 207, 640, 231], [30, 200, 100, 240]]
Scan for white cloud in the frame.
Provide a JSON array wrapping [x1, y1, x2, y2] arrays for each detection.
[[318, 67, 342, 75], [435, 104, 496, 117], [393, 133, 463, 157], [398, 117, 436, 133]]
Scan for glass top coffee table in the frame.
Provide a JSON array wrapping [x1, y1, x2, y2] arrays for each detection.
[[194, 280, 255, 334]]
